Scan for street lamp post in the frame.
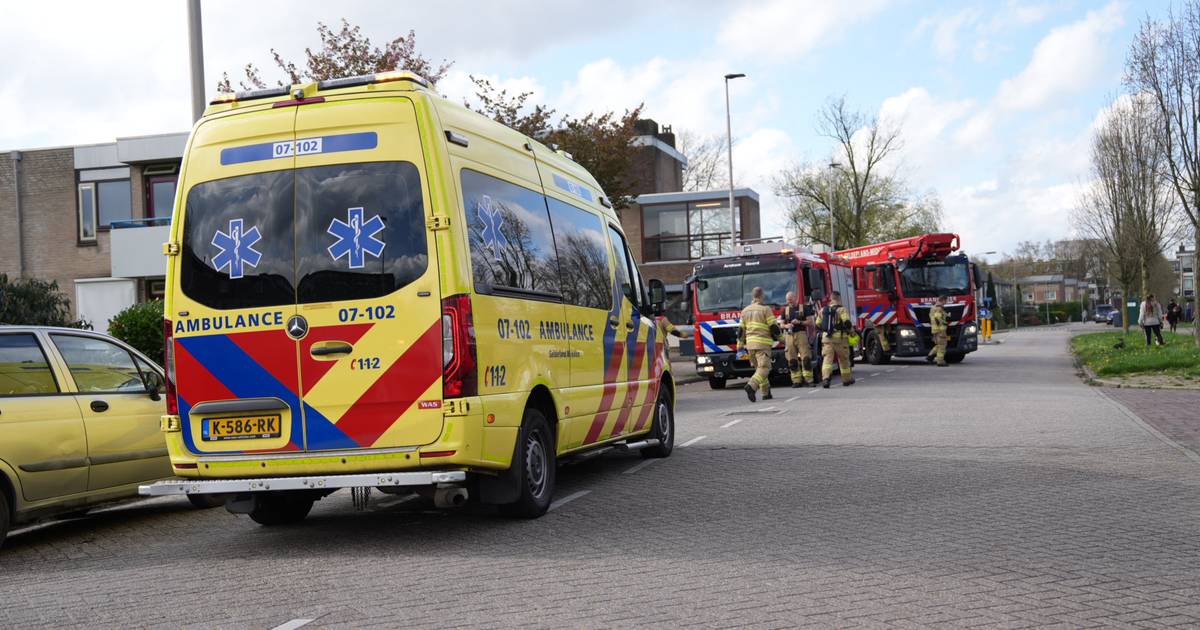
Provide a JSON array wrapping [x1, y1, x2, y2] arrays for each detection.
[[724, 73, 745, 254], [827, 162, 842, 250], [187, 0, 206, 122]]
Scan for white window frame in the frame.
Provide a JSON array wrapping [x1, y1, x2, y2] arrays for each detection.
[[1045, 290, 1057, 301], [78, 182, 97, 242]]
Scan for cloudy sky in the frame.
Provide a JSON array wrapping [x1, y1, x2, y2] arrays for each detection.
[[0, 0, 1177, 257]]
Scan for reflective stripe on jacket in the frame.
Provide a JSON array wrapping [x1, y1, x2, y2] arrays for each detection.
[[739, 301, 777, 350], [930, 305, 948, 333]]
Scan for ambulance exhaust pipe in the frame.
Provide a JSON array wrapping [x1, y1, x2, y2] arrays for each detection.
[[434, 486, 469, 508]]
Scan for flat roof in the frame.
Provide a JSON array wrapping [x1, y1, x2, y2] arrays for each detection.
[[634, 188, 760, 205]]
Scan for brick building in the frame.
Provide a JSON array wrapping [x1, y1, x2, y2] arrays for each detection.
[[2, 133, 185, 332], [1018, 274, 1083, 304]]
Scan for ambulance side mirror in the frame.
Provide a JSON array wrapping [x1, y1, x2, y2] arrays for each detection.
[[648, 278, 666, 315]]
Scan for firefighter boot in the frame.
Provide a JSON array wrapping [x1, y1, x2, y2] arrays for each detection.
[[822, 378, 831, 389], [744, 384, 756, 402], [843, 378, 856, 386]]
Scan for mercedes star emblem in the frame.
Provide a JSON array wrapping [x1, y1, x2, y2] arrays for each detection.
[[286, 315, 309, 340]]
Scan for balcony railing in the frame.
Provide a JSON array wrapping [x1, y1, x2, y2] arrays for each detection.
[[110, 219, 171, 278]]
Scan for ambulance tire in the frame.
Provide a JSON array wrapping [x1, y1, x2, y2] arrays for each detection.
[[708, 377, 727, 390], [499, 409, 555, 519], [248, 492, 314, 526], [641, 387, 675, 459], [187, 494, 225, 509]]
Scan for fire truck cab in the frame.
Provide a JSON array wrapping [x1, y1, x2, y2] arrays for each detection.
[[686, 241, 856, 390], [837, 233, 983, 364]]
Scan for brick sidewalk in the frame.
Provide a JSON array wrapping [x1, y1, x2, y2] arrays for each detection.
[[1103, 387, 1200, 456]]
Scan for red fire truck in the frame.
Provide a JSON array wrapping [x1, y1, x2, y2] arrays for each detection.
[[685, 240, 857, 389], [836, 233, 983, 365]]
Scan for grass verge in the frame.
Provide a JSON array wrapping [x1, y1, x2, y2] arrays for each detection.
[[1071, 330, 1200, 378]]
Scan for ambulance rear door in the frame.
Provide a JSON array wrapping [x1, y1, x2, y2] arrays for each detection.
[[291, 96, 444, 452]]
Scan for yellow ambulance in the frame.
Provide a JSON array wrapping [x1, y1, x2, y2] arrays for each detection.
[[140, 71, 675, 523]]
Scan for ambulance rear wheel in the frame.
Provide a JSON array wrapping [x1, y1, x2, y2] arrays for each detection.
[[0, 489, 9, 549], [641, 387, 675, 459], [946, 352, 965, 364], [248, 492, 314, 526], [708, 377, 726, 390], [499, 409, 555, 519]]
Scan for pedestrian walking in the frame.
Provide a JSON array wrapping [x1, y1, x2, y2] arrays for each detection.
[[926, 296, 949, 366], [1138, 294, 1165, 346], [1166, 298, 1182, 333], [816, 291, 855, 388], [782, 291, 814, 387], [738, 287, 781, 402]]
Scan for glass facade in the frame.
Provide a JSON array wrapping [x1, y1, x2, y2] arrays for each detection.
[[642, 199, 742, 262]]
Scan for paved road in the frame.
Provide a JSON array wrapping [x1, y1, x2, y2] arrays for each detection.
[[4, 328, 1199, 628]]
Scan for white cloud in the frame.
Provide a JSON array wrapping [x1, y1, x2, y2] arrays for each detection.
[[995, 2, 1124, 111], [879, 87, 975, 179], [913, 8, 982, 58], [717, 0, 891, 61]]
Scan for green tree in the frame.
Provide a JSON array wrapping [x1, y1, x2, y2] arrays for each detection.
[[470, 77, 644, 208], [0, 275, 90, 328], [218, 19, 452, 92], [107, 300, 165, 364]]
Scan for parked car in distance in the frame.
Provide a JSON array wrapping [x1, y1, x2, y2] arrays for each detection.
[[1093, 304, 1115, 323], [0, 326, 216, 548], [1107, 309, 1121, 327]]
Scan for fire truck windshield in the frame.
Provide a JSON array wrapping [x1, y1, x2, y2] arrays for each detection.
[[696, 269, 796, 311], [899, 258, 970, 297]]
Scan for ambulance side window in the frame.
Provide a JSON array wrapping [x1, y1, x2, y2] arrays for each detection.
[[607, 226, 640, 310], [545, 197, 611, 310], [462, 169, 561, 299]]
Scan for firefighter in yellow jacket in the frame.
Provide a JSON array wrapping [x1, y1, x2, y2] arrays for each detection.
[[738, 286, 780, 402], [926, 295, 949, 367], [817, 291, 856, 388], [656, 314, 681, 362], [782, 291, 814, 387]]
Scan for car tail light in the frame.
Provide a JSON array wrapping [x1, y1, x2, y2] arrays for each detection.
[[163, 319, 179, 415], [441, 294, 477, 398]]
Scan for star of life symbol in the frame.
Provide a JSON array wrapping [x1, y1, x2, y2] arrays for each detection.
[[327, 207, 386, 269], [477, 195, 508, 260], [211, 218, 262, 280]]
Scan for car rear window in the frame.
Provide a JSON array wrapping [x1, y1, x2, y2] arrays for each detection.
[[180, 162, 427, 309]]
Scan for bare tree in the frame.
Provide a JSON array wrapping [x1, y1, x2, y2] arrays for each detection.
[[1074, 97, 1167, 335], [677, 131, 728, 191], [774, 96, 930, 249], [1126, 4, 1200, 344]]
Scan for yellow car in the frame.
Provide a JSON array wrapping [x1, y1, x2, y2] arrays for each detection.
[[142, 70, 675, 524], [0, 326, 213, 547]]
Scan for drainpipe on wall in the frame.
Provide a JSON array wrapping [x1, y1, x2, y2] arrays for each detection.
[[10, 151, 23, 277]]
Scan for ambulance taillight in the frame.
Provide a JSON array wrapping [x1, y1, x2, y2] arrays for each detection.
[[163, 319, 179, 415], [441, 295, 478, 398]]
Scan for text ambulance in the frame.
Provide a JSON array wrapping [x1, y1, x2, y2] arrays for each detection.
[[140, 71, 674, 523]]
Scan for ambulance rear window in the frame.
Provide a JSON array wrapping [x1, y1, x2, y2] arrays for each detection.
[[181, 170, 297, 310], [180, 162, 427, 310]]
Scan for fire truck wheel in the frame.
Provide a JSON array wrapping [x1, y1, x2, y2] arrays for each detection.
[[641, 387, 675, 459], [945, 352, 965, 364], [708, 377, 727, 390], [187, 494, 226, 509], [499, 409, 555, 519], [248, 492, 314, 526], [865, 334, 890, 365]]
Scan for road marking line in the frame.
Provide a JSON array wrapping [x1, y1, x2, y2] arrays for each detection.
[[721, 418, 743, 429], [680, 435, 707, 447], [886, 368, 896, 372], [808, 388, 819, 394], [271, 620, 315, 630], [549, 490, 591, 511], [870, 372, 881, 377], [785, 396, 799, 403], [623, 459, 659, 475]]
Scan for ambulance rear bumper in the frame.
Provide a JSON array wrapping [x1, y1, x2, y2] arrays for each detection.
[[139, 470, 467, 496]]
